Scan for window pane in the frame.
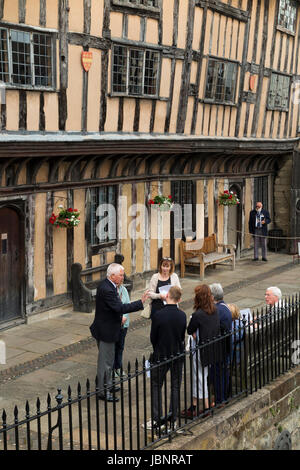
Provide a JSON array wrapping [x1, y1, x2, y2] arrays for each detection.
[[144, 50, 159, 95], [11, 30, 31, 85], [90, 186, 117, 245], [0, 29, 9, 84], [112, 45, 127, 93], [278, 0, 297, 32], [268, 73, 290, 110], [205, 59, 237, 103], [129, 49, 143, 95], [33, 33, 52, 86]]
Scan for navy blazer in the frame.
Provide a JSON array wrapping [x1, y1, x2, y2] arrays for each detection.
[[90, 278, 143, 343], [150, 304, 187, 360], [249, 208, 271, 237]]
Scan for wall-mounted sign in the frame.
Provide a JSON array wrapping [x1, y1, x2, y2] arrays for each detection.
[[81, 51, 93, 72], [249, 75, 256, 91]]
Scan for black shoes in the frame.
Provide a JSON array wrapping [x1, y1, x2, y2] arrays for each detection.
[[262, 258, 268, 261]]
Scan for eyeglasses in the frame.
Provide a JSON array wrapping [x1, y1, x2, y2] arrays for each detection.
[[162, 257, 172, 261]]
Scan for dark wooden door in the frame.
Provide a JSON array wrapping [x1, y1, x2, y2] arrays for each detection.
[[0, 207, 24, 323]]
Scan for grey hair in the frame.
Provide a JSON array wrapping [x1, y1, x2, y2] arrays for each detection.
[[209, 283, 224, 301], [107, 263, 124, 278], [267, 286, 282, 300]]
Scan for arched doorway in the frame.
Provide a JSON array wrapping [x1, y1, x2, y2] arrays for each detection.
[[227, 183, 242, 258], [0, 206, 25, 324]]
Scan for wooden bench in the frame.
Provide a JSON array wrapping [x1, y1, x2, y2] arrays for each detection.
[[71, 254, 133, 313], [180, 233, 236, 280]]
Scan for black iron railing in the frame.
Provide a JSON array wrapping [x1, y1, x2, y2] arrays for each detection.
[[0, 294, 299, 450]]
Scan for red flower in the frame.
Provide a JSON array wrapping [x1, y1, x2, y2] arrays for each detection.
[[229, 194, 232, 199], [168, 195, 172, 200], [67, 208, 73, 212], [224, 190, 229, 194], [148, 200, 154, 205]]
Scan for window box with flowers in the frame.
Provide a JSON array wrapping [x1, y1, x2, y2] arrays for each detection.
[[49, 205, 80, 228], [148, 195, 173, 211], [218, 190, 240, 206]]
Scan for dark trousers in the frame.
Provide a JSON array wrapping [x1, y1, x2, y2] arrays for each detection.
[[113, 328, 128, 371], [151, 357, 183, 424], [209, 359, 230, 404]]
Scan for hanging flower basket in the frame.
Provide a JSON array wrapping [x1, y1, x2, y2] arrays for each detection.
[[49, 206, 80, 228], [218, 190, 240, 206], [148, 195, 173, 211]]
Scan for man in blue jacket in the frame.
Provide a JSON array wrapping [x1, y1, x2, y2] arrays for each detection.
[[90, 263, 149, 402], [209, 283, 232, 406], [249, 201, 271, 261]]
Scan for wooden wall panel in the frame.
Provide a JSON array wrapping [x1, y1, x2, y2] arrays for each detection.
[[87, 48, 101, 132], [34, 194, 46, 301], [69, 0, 84, 32], [110, 11, 123, 37], [162, 0, 174, 46], [26, 92, 40, 131], [91, 0, 103, 37], [2, 0, 18, 22], [66, 45, 83, 131], [25, 0, 40, 26], [5, 91, 19, 131], [46, 0, 58, 29]]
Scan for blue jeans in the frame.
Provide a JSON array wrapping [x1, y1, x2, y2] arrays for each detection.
[[113, 328, 128, 371]]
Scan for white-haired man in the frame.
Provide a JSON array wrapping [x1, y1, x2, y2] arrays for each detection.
[[265, 286, 282, 309], [90, 263, 149, 402]]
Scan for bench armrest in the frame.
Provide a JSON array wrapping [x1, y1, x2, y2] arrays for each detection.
[[217, 243, 236, 253]]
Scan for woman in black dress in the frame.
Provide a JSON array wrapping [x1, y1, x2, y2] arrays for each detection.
[[182, 284, 220, 418]]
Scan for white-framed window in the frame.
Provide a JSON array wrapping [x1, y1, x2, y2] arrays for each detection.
[[278, 0, 297, 33], [205, 58, 238, 104], [112, 44, 160, 97], [0, 27, 54, 88], [267, 72, 290, 110]]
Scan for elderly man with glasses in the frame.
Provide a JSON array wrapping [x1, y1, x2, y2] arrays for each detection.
[[249, 201, 271, 262]]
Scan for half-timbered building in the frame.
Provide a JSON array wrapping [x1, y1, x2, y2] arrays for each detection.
[[0, 0, 300, 327]]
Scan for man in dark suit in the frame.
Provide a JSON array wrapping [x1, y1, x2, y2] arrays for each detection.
[[90, 263, 149, 402], [249, 201, 271, 261], [147, 286, 186, 430], [209, 283, 232, 406]]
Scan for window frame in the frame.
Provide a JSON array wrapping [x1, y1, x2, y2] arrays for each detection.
[[267, 72, 291, 112], [277, 0, 298, 34], [88, 185, 118, 253], [112, 0, 160, 13], [111, 43, 161, 98], [0, 25, 56, 91], [204, 57, 239, 105]]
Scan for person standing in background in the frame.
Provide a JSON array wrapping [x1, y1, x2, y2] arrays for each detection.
[[249, 202, 271, 262]]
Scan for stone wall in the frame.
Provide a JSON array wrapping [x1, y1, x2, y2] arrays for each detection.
[[273, 155, 293, 251], [160, 367, 300, 450]]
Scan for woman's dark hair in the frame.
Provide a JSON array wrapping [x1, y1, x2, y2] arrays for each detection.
[[193, 284, 216, 315]]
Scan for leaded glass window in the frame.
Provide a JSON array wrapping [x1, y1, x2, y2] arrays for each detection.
[[205, 59, 238, 104], [278, 0, 297, 33], [112, 45, 160, 97], [268, 73, 290, 110], [0, 27, 54, 88], [90, 186, 117, 246]]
